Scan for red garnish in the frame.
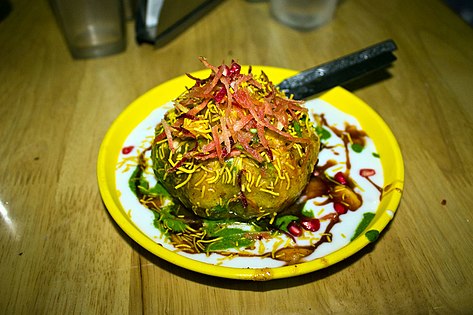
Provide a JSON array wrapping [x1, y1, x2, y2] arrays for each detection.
[[266, 148, 273, 161], [287, 221, 303, 237], [220, 116, 231, 154], [239, 191, 248, 208], [334, 171, 348, 185], [175, 127, 196, 139], [122, 146, 134, 155], [334, 202, 348, 215], [153, 131, 166, 144], [213, 87, 226, 103], [161, 119, 174, 152], [186, 98, 210, 116], [300, 218, 320, 232], [159, 57, 314, 170], [228, 61, 241, 77], [360, 168, 376, 177]]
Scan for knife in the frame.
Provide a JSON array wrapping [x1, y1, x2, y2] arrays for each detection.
[[276, 39, 398, 100]]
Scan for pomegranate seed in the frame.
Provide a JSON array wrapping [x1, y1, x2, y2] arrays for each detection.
[[300, 218, 320, 232], [334, 202, 348, 215], [360, 168, 376, 177], [334, 172, 348, 185], [229, 62, 241, 76], [287, 221, 303, 237], [222, 65, 230, 76], [214, 87, 226, 102], [122, 146, 134, 155]]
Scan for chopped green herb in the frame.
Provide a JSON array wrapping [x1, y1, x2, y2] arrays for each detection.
[[128, 165, 142, 197], [301, 208, 314, 218], [315, 126, 331, 141], [153, 207, 188, 233], [351, 143, 364, 153], [365, 230, 380, 242], [351, 212, 375, 241], [206, 232, 254, 251], [129, 165, 170, 198], [209, 204, 228, 217], [372, 152, 380, 158], [293, 120, 302, 137], [274, 215, 299, 233], [203, 220, 256, 251]]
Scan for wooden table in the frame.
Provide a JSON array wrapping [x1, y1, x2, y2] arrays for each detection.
[[1, 0, 472, 313]]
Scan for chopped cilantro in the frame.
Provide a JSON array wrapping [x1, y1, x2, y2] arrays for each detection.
[[128, 165, 142, 197], [293, 120, 302, 137], [153, 207, 188, 233], [204, 220, 255, 251], [206, 232, 254, 251], [372, 152, 380, 158], [351, 143, 364, 153], [301, 208, 314, 218], [365, 230, 380, 242], [315, 126, 331, 141], [274, 215, 299, 233], [209, 204, 228, 217], [129, 165, 170, 198], [148, 182, 170, 197], [351, 212, 375, 241]]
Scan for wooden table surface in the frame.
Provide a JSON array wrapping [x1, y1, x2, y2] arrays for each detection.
[[1, 0, 473, 313]]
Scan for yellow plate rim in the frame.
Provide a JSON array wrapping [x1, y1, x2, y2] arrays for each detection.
[[97, 66, 404, 280]]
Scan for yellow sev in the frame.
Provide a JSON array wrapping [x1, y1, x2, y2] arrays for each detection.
[[154, 58, 315, 197]]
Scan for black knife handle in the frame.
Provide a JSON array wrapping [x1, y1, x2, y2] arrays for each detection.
[[277, 40, 398, 99]]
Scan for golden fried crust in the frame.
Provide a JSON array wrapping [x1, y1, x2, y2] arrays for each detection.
[[152, 126, 320, 220]]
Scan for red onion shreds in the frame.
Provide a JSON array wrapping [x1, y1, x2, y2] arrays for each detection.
[[211, 125, 223, 163], [220, 116, 232, 154], [161, 119, 174, 152], [186, 98, 210, 116], [160, 58, 313, 165], [153, 131, 166, 144], [167, 157, 188, 173]]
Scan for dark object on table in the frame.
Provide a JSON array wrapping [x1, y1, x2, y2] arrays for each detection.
[[277, 40, 398, 100], [443, 0, 473, 27], [135, 0, 223, 47], [0, 0, 12, 22]]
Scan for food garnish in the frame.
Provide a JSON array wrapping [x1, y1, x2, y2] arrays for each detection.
[[151, 57, 320, 220], [121, 59, 384, 264]]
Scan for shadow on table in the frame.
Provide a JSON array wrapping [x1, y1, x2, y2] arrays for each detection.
[[0, 0, 12, 22], [443, 0, 473, 27], [341, 68, 393, 93]]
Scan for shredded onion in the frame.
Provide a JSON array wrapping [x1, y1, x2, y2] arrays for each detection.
[[159, 58, 312, 169]]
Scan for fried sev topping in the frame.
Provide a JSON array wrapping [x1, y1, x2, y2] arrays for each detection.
[[154, 58, 312, 167]]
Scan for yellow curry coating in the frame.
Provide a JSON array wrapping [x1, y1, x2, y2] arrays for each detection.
[[151, 58, 320, 220]]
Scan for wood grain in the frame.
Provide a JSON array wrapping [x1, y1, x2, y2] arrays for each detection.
[[1, 0, 473, 313]]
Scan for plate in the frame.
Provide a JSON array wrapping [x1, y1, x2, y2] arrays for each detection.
[[97, 66, 404, 280]]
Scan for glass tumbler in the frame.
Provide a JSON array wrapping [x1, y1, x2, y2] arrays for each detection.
[[49, 0, 126, 59], [270, 0, 338, 30]]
